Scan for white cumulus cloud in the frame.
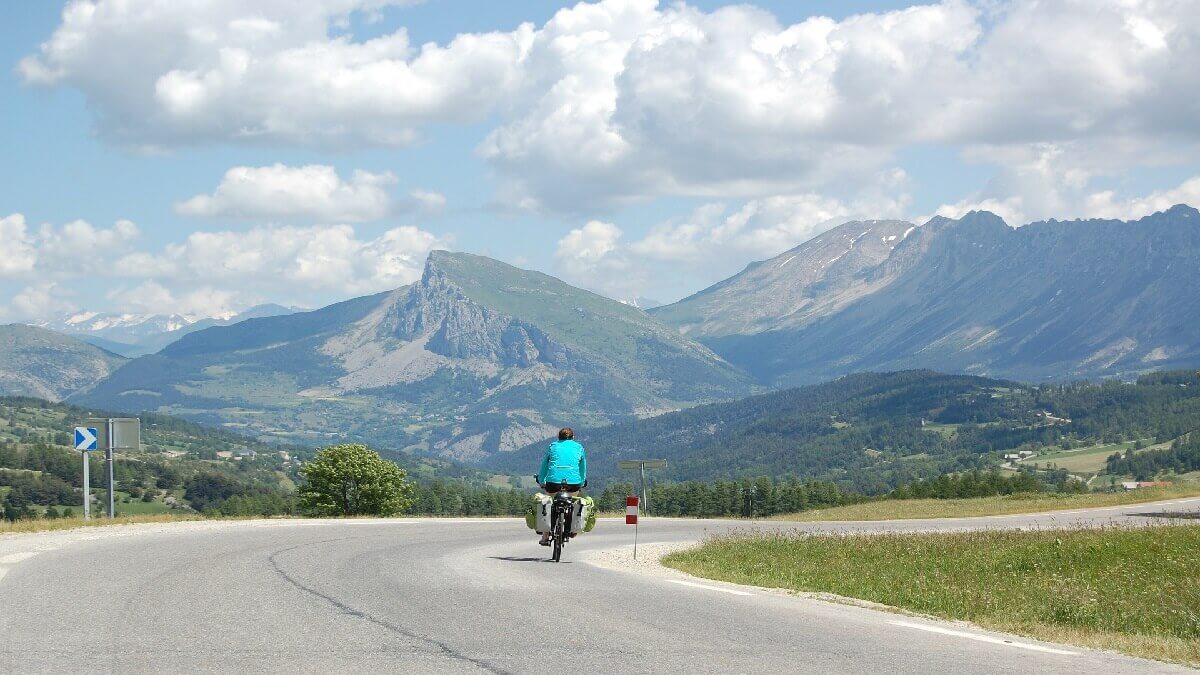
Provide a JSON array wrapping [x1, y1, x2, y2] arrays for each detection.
[[406, 189, 447, 214], [0, 215, 37, 276], [22, 1, 1200, 209], [20, 0, 530, 149], [4, 283, 78, 322], [928, 144, 1200, 225], [177, 164, 398, 222], [0, 211, 446, 320], [481, 0, 1200, 209], [0, 215, 140, 279], [555, 190, 908, 301], [556, 221, 623, 262], [116, 223, 444, 297], [107, 281, 239, 320]]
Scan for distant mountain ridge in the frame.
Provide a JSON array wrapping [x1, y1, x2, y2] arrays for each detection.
[[73, 251, 751, 460], [653, 205, 1200, 385], [0, 325, 127, 401], [652, 219, 914, 337], [36, 304, 300, 357]]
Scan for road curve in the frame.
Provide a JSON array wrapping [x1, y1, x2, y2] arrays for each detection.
[[2, 497, 1198, 674]]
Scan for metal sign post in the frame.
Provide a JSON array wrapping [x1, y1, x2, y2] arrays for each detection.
[[106, 418, 115, 518], [74, 427, 98, 520], [83, 450, 90, 520], [87, 418, 140, 519], [617, 459, 666, 517]]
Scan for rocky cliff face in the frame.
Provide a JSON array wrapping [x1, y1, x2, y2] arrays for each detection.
[[381, 263, 583, 370], [656, 205, 1200, 385]]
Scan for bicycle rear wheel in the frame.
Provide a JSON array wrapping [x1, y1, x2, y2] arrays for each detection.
[[551, 509, 565, 562]]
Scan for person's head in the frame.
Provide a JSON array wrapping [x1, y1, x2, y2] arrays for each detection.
[[558, 427, 574, 441]]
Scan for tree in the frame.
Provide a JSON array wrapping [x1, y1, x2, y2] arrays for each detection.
[[184, 473, 244, 512], [298, 444, 415, 517]]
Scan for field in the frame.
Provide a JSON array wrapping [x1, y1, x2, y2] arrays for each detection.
[[1023, 439, 1173, 474], [664, 524, 1200, 665], [769, 482, 1200, 521]]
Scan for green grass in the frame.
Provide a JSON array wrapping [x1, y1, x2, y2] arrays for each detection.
[[664, 525, 1200, 665], [771, 482, 1200, 521], [1025, 441, 1132, 473], [1025, 439, 1175, 474], [112, 499, 175, 515], [922, 423, 960, 439]]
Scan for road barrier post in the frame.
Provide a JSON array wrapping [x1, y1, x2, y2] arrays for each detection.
[[627, 495, 640, 559]]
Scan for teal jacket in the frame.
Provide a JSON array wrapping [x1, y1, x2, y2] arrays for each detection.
[[537, 439, 587, 485]]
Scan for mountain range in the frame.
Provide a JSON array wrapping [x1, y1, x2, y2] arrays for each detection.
[[37, 304, 300, 357], [652, 205, 1200, 386], [71, 251, 750, 460], [9, 204, 1196, 467]]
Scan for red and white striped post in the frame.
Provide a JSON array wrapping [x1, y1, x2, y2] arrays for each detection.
[[626, 496, 640, 559]]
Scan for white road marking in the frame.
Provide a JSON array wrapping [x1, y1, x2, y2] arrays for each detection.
[[0, 551, 44, 585], [666, 579, 753, 596], [887, 620, 1077, 655], [339, 520, 422, 525], [974, 496, 1200, 520]]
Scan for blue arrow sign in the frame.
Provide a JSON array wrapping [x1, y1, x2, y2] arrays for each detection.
[[74, 427, 98, 451]]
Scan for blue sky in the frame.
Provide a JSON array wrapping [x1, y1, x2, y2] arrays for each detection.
[[2, 0, 1198, 321]]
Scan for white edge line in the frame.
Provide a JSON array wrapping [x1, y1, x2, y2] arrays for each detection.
[[887, 620, 1077, 655], [666, 579, 753, 596], [0, 567, 8, 583], [0, 552, 40, 565]]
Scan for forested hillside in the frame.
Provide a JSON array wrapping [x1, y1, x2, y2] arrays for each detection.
[[491, 370, 1200, 493], [0, 397, 529, 520]]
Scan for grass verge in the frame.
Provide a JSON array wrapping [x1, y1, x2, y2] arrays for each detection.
[[663, 525, 1200, 665], [774, 482, 1200, 521], [0, 513, 205, 535]]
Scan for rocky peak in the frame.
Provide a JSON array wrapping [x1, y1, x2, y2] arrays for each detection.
[[373, 253, 581, 369]]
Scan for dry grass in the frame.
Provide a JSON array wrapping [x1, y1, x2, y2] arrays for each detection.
[[664, 524, 1200, 665], [0, 513, 206, 535], [773, 483, 1200, 521]]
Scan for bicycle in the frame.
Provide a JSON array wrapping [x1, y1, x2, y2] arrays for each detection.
[[535, 477, 586, 562], [548, 490, 574, 562]]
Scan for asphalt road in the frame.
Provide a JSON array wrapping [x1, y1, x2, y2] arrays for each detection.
[[2, 496, 1199, 674]]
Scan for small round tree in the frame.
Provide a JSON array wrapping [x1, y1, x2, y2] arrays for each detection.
[[298, 444, 415, 517]]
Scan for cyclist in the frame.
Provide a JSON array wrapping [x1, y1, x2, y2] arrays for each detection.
[[536, 427, 587, 546]]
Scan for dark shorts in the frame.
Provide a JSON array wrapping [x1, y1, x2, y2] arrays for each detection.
[[543, 482, 582, 493]]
